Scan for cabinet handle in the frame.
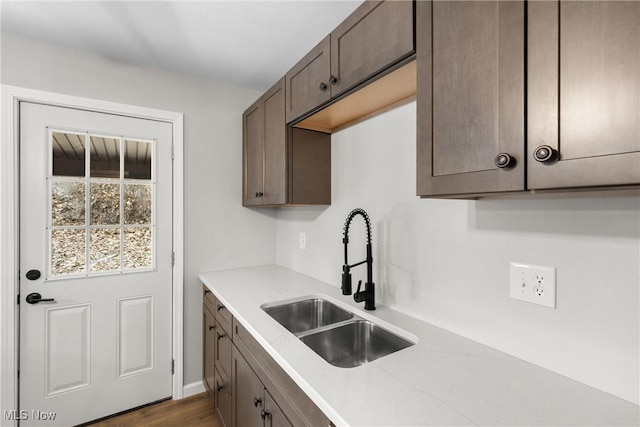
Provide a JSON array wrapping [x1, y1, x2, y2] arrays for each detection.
[[329, 75, 338, 86], [260, 409, 271, 420], [216, 382, 225, 392], [255, 192, 259, 197], [494, 153, 514, 169], [253, 397, 263, 407], [217, 304, 225, 312], [208, 324, 216, 331], [319, 82, 328, 92], [204, 289, 211, 295], [217, 332, 227, 341], [533, 145, 557, 163]]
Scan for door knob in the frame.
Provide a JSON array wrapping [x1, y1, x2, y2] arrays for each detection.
[[534, 145, 557, 163], [26, 293, 55, 304], [494, 153, 514, 169]]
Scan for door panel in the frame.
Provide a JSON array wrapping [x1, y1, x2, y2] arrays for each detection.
[[45, 304, 91, 396], [19, 102, 173, 426], [117, 295, 155, 377]]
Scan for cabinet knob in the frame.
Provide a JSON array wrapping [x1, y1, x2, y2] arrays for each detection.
[[217, 304, 225, 312], [254, 191, 264, 198], [208, 324, 215, 331], [260, 409, 271, 420], [329, 75, 338, 86], [494, 153, 514, 169], [217, 332, 227, 341], [216, 382, 225, 392], [534, 145, 557, 163], [319, 82, 328, 92], [253, 397, 263, 407]]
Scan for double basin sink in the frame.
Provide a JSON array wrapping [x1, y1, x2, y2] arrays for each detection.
[[261, 297, 415, 368]]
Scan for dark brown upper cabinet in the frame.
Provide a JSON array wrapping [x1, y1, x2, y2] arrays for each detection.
[[329, 0, 415, 98], [244, 79, 287, 206], [416, 0, 526, 197], [286, 0, 415, 126], [527, 1, 640, 190], [285, 36, 331, 125], [244, 78, 331, 207]]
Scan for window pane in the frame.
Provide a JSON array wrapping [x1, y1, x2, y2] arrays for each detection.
[[90, 183, 120, 225], [52, 132, 85, 177], [124, 228, 152, 269], [124, 184, 151, 225], [52, 181, 85, 226], [124, 140, 152, 180], [90, 228, 120, 272], [90, 136, 120, 178], [51, 229, 86, 275]]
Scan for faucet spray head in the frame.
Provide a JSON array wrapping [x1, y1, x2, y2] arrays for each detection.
[[341, 266, 352, 295]]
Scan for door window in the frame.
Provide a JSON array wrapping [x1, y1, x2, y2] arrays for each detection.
[[49, 131, 154, 278]]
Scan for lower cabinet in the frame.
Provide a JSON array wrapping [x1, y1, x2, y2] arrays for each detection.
[[202, 305, 216, 400], [233, 346, 292, 427], [215, 367, 233, 427], [203, 285, 333, 427]]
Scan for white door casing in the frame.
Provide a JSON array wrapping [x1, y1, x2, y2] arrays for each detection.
[[0, 86, 185, 427], [19, 103, 172, 425]]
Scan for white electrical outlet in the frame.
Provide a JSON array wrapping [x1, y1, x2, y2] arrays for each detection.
[[509, 262, 556, 308], [299, 232, 306, 250]]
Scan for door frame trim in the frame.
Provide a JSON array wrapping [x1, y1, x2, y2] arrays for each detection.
[[1, 85, 185, 422]]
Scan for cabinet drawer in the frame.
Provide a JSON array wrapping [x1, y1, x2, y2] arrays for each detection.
[[203, 285, 215, 313], [216, 320, 232, 379], [214, 367, 232, 427], [215, 299, 233, 335]]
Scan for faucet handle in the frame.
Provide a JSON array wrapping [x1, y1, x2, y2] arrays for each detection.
[[354, 280, 363, 302]]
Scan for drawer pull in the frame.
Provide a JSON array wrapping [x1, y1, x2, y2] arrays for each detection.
[[253, 397, 262, 407]]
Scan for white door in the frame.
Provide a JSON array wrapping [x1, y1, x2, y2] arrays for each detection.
[[19, 102, 173, 426]]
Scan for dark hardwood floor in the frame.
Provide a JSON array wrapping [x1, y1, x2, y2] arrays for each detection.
[[86, 393, 220, 427]]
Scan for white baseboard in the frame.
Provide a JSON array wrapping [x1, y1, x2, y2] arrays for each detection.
[[182, 380, 205, 398]]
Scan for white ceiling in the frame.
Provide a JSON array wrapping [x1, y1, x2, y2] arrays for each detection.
[[0, 0, 363, 91]]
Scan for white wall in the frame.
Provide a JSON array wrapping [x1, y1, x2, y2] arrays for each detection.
[[1, 32, 278, 386], [276, 101, 640, 404]]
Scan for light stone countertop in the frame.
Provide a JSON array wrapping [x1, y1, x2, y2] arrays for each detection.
[[199, 265, 639, 427]]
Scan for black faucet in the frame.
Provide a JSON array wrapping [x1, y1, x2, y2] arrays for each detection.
[[341, 208, 375, 310]]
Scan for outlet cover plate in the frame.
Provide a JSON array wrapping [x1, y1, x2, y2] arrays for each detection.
[[510, 262, 556, 308]]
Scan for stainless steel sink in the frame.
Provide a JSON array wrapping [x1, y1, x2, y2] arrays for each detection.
[[262, 297, 415, 368], [300, 320, 414, 368], [262, 298, 354, 334]]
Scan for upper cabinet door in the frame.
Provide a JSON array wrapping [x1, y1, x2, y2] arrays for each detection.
[[528, 1, 640, 190], [262, 79, 287, 205], [243, 99, 264, 206], [329, 0, 415, 98], [285, 36, 331, 124], [417, 1, 525, 197]]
